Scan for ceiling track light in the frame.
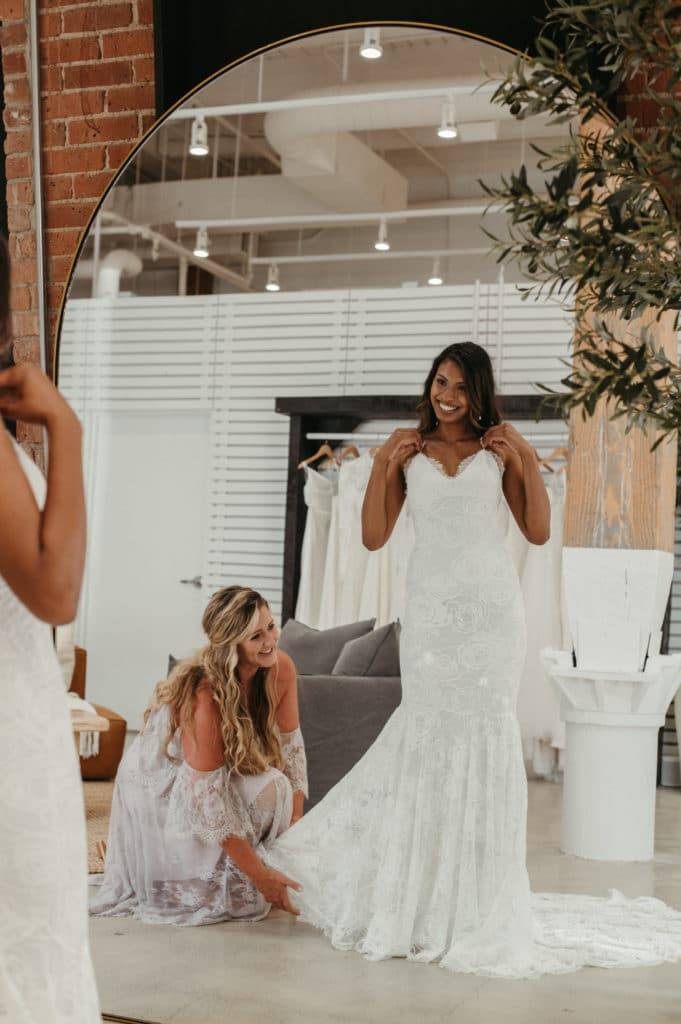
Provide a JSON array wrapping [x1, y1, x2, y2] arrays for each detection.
[[359, 27, 383, 60], [427, 257, 443, 286], [193, 226, 209, 259], [437, 95, 458, 140], [189, 114, 209, 157], [265, 262, 281, 292], [374, 218, 390, 252]]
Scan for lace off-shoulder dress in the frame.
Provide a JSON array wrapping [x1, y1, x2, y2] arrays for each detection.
[[89, 704, 308, 926]]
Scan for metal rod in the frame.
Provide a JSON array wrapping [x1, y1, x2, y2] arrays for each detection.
[[169, 82, 499, 120], [250, 247, 489, 265], [306, 430, 568, 442], [176, 201, 503, 232]]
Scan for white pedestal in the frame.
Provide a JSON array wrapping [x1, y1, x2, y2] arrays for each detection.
[[541, 650, 681, 861]]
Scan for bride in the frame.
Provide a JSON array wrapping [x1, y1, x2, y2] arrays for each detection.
[[264, 341, 681, 978]]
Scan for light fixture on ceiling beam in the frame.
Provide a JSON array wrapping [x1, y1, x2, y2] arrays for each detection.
[[437, 95, 458, 140], [189, 114, 209, 157], [374, 218, 390, 252], [359, 27, 383, 60], [193, 226, 209, 258], [427, 257, 443, 286], [265, 263, 281, 292]]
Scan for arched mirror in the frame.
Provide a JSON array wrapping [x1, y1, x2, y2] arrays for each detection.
[[57, 24, 577, 1022]]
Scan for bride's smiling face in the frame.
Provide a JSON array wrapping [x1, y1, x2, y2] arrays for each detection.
[[237, 604, 280, 671], [430, 360, 470, 424]]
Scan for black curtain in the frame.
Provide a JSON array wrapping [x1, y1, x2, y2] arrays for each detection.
[[152, 2, 552, 117]]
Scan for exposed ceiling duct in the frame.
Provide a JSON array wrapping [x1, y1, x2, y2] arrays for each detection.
[[261, 80, 500, 213]]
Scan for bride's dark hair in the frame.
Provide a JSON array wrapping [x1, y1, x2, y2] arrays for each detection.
[[415, 342, 502, 435]]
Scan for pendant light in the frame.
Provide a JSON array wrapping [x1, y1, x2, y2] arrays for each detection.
[[193, 226, 209, 259], [374, 218, 390, 252], [360, 27, 383, 60], [437, 96, 458, 140], [189, 115, 209, 157], [265, 263, 281, 292], [427, 258, 443, 286]]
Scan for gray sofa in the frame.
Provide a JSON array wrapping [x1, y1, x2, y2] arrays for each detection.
[[278, 617, 402, 809], [297, 672, 401, 808]]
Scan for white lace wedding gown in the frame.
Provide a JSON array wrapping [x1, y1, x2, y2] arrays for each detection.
[[264, 447, 681, 978], [0, 435, 100, 1021]]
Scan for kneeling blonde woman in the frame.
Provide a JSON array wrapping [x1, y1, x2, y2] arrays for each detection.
[[90, 585, 306, 925]]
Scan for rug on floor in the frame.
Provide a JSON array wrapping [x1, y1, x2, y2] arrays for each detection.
[[84, 779, 114, 873]]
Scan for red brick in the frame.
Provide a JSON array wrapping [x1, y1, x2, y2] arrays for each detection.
[[43, 90, 105, 121], [0, 22, 27, 48], [67, 112, 138, 145], [41, 66, 63, 93], [45, 175, 73, 201], [45, 227, 82, 256], [140, 113, 155, 133], [73, 169, 114, 199], [107, 82, 155, 112], [12, 258, 38, 284], [8, 180, 33, 205], [39, 10, 61, 38], [44, 145, 104, 174], [137, 0, 153, 23], [106, 139, 135, 168], [47, 284, 64, 309], [43, 121, 66, 147], [3, 127, 31, 154], [15, 233, 37, 260], [46, 254, 75, 283], [0, 0, 24, 19], [45, 200, 96, 230], [102, 28, 151, 59], [3, 50, 26, 76], [132, 56, 154, 83], [8, 206, 31, 231], [10, 284, 34, 311], [6, 153, 31, 178], [5, 77, 30, 104], [12, 314, 39, 339], [63, 60, 132, 89], [63, 3, 133, 33], [3, 103, 31, 129], [43, 36, 100, 65]]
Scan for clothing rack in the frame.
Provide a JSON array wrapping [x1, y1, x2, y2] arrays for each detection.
[[276, 393, 562, 623]]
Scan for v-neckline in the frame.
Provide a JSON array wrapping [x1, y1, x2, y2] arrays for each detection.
[[418, 447, 486, 481]]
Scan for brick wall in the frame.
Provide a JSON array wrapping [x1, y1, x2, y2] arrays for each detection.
[[0, 0, 155, 464]]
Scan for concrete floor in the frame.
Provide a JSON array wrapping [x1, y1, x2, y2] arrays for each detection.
[[91, 781, 681, 1024]]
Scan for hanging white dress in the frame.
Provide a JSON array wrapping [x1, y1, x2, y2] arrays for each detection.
[[89, 704, 308, 926], [317, 473, 341, 631], [516, 474, 567, 776], [359, 494, 415, 627], [0, 435, 100, 1022], [263, 448, 681, 978], [295, 466, 334, 629], [335, 454, 374, 627]]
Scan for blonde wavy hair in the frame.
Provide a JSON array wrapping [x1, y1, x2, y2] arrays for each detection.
[[143, 585, 283, 775]]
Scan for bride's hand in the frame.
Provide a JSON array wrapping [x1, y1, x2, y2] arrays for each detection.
[[254, 867, 302, 916], [375, 428, 424, 469], [481, 423, 532, 461]]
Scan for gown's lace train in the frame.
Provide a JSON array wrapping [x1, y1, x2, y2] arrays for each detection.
[[263, 449, 681, 978]]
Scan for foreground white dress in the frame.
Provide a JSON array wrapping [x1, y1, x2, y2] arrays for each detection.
[[0, 435, 100, 1022], [90, 704, 308, 926], [265, 447, 681, 977]]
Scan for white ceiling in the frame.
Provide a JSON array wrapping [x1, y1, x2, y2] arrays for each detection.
[[71, 26, 570, 298]]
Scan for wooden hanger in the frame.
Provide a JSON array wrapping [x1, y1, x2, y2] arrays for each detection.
[[338, 444, 360, 462], [539, 446, 568, 474], [297, 441, 339, 470]]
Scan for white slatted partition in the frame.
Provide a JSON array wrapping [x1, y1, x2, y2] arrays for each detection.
[[60, 296, 219, 412], [662, 505, 681, 786], [59, 284, 575, 623], [204, 292, 351, 615]]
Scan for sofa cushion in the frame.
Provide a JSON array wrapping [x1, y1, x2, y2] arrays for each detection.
[[332, 621, 401, 677], [277, 618, 375, 675]]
